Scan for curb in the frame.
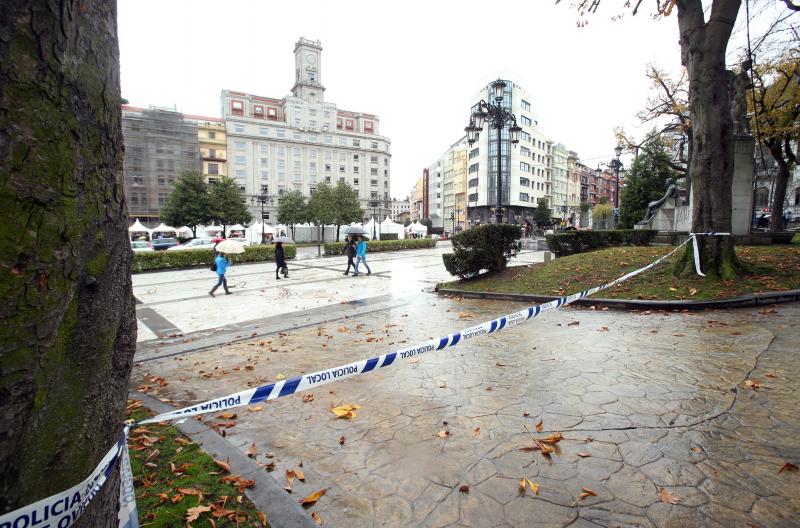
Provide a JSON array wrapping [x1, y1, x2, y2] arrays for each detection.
[[435, 287, 800, 310], [132, 392, 315, 528]]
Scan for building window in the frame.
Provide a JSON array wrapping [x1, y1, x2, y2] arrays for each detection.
[[520, 177, 530, 186], [231, 100, 244, 115], [371, 179, 378, 186], [276, 128, 285, 138], [469, 148, 479, 160], [520, 146, 530, 157], [520, 162, 530, 172], [364, 121, 373, 133], [260, 157, 268, 165], [267, 107, 277, 118], [324, 135, 333, 144], [293, 132, 302, 140], [158, 193, 167, 205], [235, 156, 246, 166], [208, 131, 216, 139], [234, 141, 244, 150], [353, 154, 360, 162], [254, 105, 264, 117], [325, 163, 331, 172], [208, 163, 219, 175], [468, 178, 478, 188], [521, 116, 532, 127], [521, 99, 531, 111], [352, 139, 360, 147], [235, 169, 245, 177], [353, 166, 359, 173], [345, 119, 354, 130], [520, 131, 531, 142], [468, 193, 478, 202], [234, 125, 244, 133], [353, 178, 359, 185], [370, 167, 378, 175], [338, 137, 347, 146], [339, 165, 345, 173], [259, 127, 268, 136], [519, 193, 529, 202], [468, 163, 479, 174], [371, 141, 378, 149], [336, 118, 343, 129]]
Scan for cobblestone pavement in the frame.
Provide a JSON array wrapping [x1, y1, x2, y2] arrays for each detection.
[[133, 294, 800, 527]]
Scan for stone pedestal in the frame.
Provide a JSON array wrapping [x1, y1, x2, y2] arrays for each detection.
[[732, 135, 755, 235]]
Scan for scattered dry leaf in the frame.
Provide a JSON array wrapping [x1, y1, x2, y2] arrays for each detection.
[[778, 462, 798, 474], [276, 374, 286, 380], [303, 394, 315, 403], [213, 459, 231, 473], [576, 452, 592, 458], [330, 403, 361, 419], [299, 488, 329, 507], [744, 379, 763, 389], [186, 505, 212, 522], [259, 511, 269, 527], [339, 436, 345, 445], [535, 419, 543, 433], [247, 443, 258, 458], [437, 430, 451, 438], [311, 511, 322, 525], [658, 488, 681, 504], [472, 427, 481, 438], [459, 485, 470, 493]]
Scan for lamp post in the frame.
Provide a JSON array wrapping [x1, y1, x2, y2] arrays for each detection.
[[465, 79, 522, 225], [368, 198, 384, 240], [249, 185, 276, 244], [610, 144, 624, 209]]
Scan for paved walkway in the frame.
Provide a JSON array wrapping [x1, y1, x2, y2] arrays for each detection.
[[132, 244, 544, 343], [132, 268, 800, 527]]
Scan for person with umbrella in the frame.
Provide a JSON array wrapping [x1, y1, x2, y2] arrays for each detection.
[[209, 250, 231, 297], [342, 235, 356, 275], [273, 235, 293, 280], [352, 235, 371, 276]]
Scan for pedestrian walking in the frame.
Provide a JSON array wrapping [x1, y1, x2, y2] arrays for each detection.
[[275, 241, 288, 280], [353, 235, 371, 276], [209, 252, 231, 297], [342, 235, 356, 275]]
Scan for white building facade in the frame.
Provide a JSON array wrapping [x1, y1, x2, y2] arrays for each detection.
[[221, 38, 392, 221], [465, 80, 552, 226]]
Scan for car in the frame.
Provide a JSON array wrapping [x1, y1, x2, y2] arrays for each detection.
[[167, 238, 216, 251], [151, 237, 179, 251], [130, 240, 153, 252]]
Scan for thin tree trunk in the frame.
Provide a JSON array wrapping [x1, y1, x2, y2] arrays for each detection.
[[0, 1, 135, 527], [766, 139, 790, 232], [674, 0, 742, 278]]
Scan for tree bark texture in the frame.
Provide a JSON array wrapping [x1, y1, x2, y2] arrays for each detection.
[[0, 1, 136, 527], [766, 139, 792, 232], [675, 0, 742, 278]]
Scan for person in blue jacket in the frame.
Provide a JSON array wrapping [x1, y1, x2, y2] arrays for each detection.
[[353, 235, 371, 276], [209, 251, 231, 297]]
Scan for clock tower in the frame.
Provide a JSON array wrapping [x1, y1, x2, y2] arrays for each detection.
[[292, 37, 324, 103]]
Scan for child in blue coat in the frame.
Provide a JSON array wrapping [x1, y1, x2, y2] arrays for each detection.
[[353, 236, 371, 276], [209, 252, 231, 297]]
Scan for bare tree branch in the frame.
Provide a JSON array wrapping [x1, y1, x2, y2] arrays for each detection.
[[782, 0, 800, 12]]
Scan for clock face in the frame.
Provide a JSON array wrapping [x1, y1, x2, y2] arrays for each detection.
[[306, 53, 316, 65]]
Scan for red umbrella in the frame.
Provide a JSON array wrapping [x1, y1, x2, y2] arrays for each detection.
[[211, 237, 225, 243]]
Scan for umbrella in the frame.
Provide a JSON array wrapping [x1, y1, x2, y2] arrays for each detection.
[[211, 237, 225, 243], [215, 239, 246, 254], [273, 236, 294, 244], [343, 225, 367, 235]]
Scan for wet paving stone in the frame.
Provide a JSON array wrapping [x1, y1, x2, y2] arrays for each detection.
[[132, 296, 800, 527]]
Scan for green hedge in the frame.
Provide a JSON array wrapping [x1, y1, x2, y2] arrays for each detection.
[[323, 238, 437, 256], [442, 224, 522, 278], [545, 229, 657, 257], [131, 244, 297, 273]]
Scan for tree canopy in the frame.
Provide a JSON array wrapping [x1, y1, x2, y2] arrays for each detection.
[[332, 181, 363, 227], [533, 198, 552, 224], [277, 190, 308, 238], [209, 176, 251, 229], [619, 135, 678, 228], [160, 171, 212, 237]]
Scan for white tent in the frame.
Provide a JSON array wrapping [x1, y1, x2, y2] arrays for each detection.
[[128, 219, 151, 240], [381, 216, 406, 239], [203, 225, 223, 235], [408, 221, 427, 235], [176, 226, 193, 237], [151, 223, 176, 233], [363, 217, 379, 239]]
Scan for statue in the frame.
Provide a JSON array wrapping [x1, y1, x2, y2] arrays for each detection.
[[638, 178, 678, 225], [730, 60, 752, 136]]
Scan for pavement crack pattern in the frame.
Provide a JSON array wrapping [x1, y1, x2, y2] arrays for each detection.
[[131, 297, 800, 528]]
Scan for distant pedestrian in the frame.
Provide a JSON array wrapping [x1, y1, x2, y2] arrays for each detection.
[[209, 252, 231, 297], [342, 235, 356, 275], [757, 213, 768, 229], [275, 242, 288, 280], [353, 236, 371, 276]]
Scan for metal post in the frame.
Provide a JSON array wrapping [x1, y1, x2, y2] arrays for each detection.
[[260, 198, 265, 244], [614, 165, 620, 209], [496, 120, 502, 224]]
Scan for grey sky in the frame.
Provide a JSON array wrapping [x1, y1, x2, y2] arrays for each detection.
[[117, 0, 765, 199]]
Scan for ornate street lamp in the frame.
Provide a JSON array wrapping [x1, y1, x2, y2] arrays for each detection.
[[465, 79, 521, 224], [368, 198, 386, 240], [249, 185, 276, 244]]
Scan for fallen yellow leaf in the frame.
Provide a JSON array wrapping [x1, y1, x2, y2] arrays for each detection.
[[330, 403, 361, 419], [526, 479, 539, 495], [472, 427, 481, 438], [299, 488, 329, 507], [186, 505, 211, 522], [658, 488, 681, 504], [276, 374, 286, 381]]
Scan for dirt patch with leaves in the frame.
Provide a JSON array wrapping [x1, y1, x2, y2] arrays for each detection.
[[443, 245, 800, 300], [126, 402, 268, 527]]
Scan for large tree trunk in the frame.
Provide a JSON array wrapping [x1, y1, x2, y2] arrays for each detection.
[[674, 0, 742, 279], [766, 139, 791, 232], [0, 1, 135, 527]]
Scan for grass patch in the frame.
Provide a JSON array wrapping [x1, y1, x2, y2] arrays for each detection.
[[126, 402, 268, 527], [442, 245, 800, 301]]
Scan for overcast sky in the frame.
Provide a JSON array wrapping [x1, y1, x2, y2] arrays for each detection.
[[117, 0, 770, 199]]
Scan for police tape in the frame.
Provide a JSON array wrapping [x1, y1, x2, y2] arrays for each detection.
[[2, 232, 729, 526], [0, 427, 128, 528]]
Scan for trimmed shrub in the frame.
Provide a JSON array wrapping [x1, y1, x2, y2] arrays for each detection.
[[545, 229, 657, 257], [131, 244, 297, 273], [323, 238, 436, 256], [442, 224, 522, 278]]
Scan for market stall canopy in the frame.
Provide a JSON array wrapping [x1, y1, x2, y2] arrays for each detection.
[[229, 224, 245, 231], [408, 221, 427, 234], [128, 219, 150, 233], [151, 223, 175, 233], [204, 225, 223, 233], [177, 226, 193, 237]]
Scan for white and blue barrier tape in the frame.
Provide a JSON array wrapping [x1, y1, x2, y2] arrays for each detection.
[[0, 233, 728, 526]]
